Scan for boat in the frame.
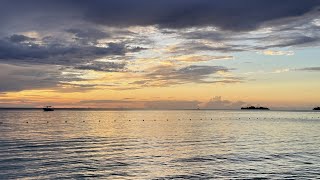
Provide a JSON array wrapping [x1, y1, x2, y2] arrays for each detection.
[[43, 106, 54, 111], [313, 107, 320, 111], [241, 106, 269, 110]]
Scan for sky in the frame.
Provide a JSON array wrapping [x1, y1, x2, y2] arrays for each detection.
[[0, 0, 320, 110]]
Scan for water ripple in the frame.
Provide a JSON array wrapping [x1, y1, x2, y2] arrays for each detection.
[[0, 110, 320, 179]]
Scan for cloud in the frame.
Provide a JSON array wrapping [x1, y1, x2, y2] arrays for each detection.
[[7, 34, 36, 43], [201, 96, 246, 109], [78, 99, 199, 109], [1, 0, 319, 32], [132, 65, 240, 87], [80, 0, 320, 31], [173, 55, 233, 62], [0, 63, 101, 93], [261, 50, 294, 56], [296, 67, 320, 72], [144, 100, 199, 109], [272, 68, 291, 74], [0, 36, 143, 66], [0, 63, 62, 92], [79, 96, 246, 109], [265, 35, 320, 49], [0, 0, 318, 95], [75, 62, 127, 72], [66, 28, 110, 45]]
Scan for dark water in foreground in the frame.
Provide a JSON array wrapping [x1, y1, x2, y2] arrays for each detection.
[[0, 110, 319, 179]]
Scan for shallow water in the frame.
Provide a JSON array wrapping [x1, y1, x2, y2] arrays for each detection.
[[0, 110, 319, 179]]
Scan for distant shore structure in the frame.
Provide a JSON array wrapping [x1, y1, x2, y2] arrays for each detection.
[[241, 106, 269, 110], [43, 106, 54, 111], [313, 107, 320, 111]]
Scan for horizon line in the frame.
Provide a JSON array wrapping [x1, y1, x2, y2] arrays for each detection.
[[0, 107, 318, 112]]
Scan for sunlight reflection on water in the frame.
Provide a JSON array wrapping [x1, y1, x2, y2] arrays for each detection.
[[0, 110, 319, 179]]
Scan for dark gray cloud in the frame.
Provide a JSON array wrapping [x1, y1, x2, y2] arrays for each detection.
[[7, 34, 36, 43], [131, 65, 241, 87], [264, 35, 320, 49], [171, 24, 320, 54], [296, 67, 320, 72], [0, 64, 62, 92], [75, 62, 127, 72], [81, 0, 320, 31], [0, 36, 141, 66], [147, 65, 233, 83], [66, 28, 110, 45], [1, 0, 319, 32], [0, 63, 98, 93]]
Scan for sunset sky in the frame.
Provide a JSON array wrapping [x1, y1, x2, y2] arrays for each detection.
[[0, 0, 320, 109]]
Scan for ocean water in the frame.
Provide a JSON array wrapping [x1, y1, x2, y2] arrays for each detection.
[[0, 110, 319, 179]]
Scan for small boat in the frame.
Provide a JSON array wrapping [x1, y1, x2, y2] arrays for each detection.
[[43, 106, 54, 111], [313, 107, 320, 111], [241, 106, 269, 110]]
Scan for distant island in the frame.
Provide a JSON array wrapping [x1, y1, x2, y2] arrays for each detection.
[[241, 106, 270, 110], [313, 107, 320, 111]]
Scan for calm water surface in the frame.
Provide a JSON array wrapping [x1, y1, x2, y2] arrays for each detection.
[[0, 110, 319, 179]]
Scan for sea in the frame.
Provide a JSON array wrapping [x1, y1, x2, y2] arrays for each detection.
[[0, 110, 319, 179]]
